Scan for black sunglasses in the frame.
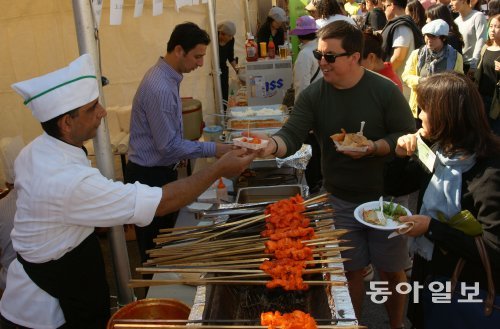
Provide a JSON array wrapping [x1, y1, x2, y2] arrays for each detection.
[[312, 50, 352, 63]]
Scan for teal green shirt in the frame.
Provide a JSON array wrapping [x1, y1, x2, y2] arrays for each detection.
[[275, 69, 416, 203]]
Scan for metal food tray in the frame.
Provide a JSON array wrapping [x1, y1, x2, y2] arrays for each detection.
[[227, 104, 286, 118], [226, 116, 287, 130], [235, 184, 304, 204]]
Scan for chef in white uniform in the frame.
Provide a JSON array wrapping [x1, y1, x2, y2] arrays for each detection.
[[0, 54, 255, 329]]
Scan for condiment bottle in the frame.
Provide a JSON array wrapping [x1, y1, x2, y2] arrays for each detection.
[[245, 33, 258, 62], [267, 36, 275, 59], [216, 178, 228, 203]]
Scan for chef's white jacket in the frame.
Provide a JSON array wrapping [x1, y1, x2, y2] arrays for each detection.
[[0, 133, 162, 328]]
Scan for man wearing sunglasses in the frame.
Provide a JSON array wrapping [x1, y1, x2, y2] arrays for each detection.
[[257, 21, 415, 329]]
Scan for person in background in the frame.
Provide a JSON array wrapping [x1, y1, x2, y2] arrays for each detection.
[[0, 137, 23, 295], [345, 0, 362, 16], [469, 0, 482, 11], [402, 19, 463, 123], [306, 0, 321, 19], [364, 0, 388, 30], [475, 13, 500, 134], [489, 0, 500, 17], [126, 22, 234, 264], [315, 0, 357, 27], [426, 3, 465, 52], [362, 29, 404, 91], [217, 20, 238, 109], [382, 0, 425, 99], [451, 0, 487, 75], [420, 0, 437, 10], [257, 7, 287, 57], [257, 21, 416, 328], [390, 72, 500, 328], [406, 0, 428, 28], [290, 15, 324, 194], [0, 54, 255, 329]]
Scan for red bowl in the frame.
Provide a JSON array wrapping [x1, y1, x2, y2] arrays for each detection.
[[107, 298, 190, 328]]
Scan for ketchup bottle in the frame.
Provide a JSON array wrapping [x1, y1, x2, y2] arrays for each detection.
[[267, 36, 276, 59], [245, 33, 258, 62]]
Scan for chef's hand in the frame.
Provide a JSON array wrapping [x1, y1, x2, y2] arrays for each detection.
[[214, 148, 257, 178], [395, 132, 419, 157], [399, 215, 431, 237], [495, 60, 500, 72]]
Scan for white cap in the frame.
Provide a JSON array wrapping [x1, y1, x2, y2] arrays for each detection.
[[422, 19, 449, 37], [268, 7, 288, 23], [11, 54, 99, 123]]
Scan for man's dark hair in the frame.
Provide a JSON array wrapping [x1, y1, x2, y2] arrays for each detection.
[[392, 0, 408, 9], [362, 30, 385, 59], [317, 20, 364, 59], [167, 22, 210, 53], [41, 108, 79, 139]]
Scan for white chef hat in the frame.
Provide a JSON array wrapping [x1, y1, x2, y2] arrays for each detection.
[[11, 54, 99, 123]]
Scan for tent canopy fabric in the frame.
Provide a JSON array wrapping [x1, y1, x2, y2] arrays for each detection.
[[0, 0, 259, 182]]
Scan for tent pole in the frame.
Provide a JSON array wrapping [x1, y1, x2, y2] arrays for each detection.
[[72, 0, 135, 307], [207, 0, 224, 117], [244, 0, 252, 34]]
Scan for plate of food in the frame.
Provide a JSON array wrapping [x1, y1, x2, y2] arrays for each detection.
[[330, 128, 370, 152], [232, 137, 269, 150], [353, 198, 412, 230]]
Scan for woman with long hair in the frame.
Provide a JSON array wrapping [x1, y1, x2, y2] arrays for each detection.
[[406, 0, 427, 29], [426, 3, 464, 52], [315, 0, 356, 27], [389, 71, 500, 328]]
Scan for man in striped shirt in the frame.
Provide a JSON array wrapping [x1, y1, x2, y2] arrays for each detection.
[[126, 22, 233, 263]]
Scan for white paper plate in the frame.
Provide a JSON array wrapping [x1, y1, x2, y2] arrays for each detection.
[[233, 137, 269, 150], [353, 201, 411, 230], [334, 140, 368, 152]]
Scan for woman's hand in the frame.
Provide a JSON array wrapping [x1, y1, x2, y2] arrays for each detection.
[[395, 133, 418, 157], [399, 215, 431, 237]]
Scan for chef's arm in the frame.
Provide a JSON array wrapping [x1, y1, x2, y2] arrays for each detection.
[[155, 148, 256, 216]]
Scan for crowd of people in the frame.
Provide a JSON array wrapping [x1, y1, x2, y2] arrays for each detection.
[[0, 0, 499, 328], [267, 0, 499, 327]]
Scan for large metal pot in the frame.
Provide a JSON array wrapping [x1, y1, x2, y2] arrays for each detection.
[[107, 298, 190, 328]]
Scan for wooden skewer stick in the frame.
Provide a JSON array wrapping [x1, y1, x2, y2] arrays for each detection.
[[136, 266, 344, 275], [149, 257, 350, 268], [112, 323, 365, 329], [146, 246, 350, 265], [112, 319, 366, 329], [128, 278, 346, 288]]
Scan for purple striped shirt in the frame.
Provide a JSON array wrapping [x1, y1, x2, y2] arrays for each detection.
[[128, 57, 215, 167]]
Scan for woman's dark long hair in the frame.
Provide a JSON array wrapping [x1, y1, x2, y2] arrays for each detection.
[[427, 4, 464, 47], [406, 0, 427, 29], [416, 72, 500, 157], [317, 0, 344, 18]]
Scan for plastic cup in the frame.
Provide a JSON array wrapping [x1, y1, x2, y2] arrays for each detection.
[[279, 46, 287, 59]]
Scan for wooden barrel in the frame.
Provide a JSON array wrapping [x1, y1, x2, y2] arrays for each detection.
[[107, 298, 190, 328], [182, 98, 203, 141]]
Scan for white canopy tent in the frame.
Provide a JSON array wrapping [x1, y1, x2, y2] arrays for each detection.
[[0, 0, 261, 306]]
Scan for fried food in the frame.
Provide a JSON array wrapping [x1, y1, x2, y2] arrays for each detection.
[[362, 209, 385, 226], [261, 310, 317, 329], [330, 128, 371, 147]]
